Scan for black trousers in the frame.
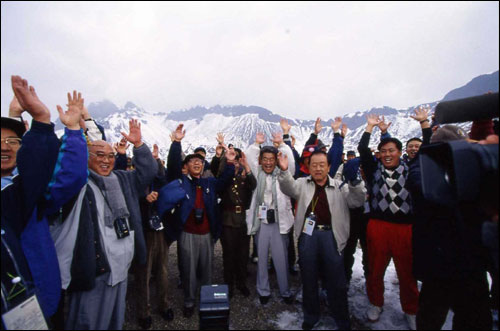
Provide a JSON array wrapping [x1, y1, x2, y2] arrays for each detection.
[[417, 275, 492, 330], [220, 225, 250, 288], [343, 207, 368, 283]]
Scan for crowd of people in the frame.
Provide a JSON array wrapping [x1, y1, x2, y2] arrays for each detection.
[[1, 75, 498, 330]]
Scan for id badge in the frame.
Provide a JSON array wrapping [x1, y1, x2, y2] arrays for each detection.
[[303, 213, 316, 236], [2, 295, 48, 330], [258, 204, 267, 220]]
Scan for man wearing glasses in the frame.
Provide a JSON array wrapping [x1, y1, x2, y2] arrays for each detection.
[[166, 124, 237, 318]]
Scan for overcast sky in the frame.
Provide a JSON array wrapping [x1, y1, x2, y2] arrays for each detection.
[[1, 1, 499, 121]]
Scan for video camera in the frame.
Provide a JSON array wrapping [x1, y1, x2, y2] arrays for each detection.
[[419, 92, 499, 214]]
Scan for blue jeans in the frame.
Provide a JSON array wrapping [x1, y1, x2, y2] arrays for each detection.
[[298, 230, 350, 329]]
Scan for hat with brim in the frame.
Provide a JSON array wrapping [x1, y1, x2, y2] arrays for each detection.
[[183, 153, 205, 165], [1, 117, 26, 138]]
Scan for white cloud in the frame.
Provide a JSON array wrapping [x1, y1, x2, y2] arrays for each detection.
[[1, 1, 498, 121]]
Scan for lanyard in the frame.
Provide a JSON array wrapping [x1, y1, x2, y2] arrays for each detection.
[[310, 196, 320, 214], [1, 233, 33, 310]]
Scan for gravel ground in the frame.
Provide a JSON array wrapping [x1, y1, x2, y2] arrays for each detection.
[[123, 240, 303, 330]]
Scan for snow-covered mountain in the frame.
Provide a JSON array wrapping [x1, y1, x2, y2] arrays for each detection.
[[55, 71, 498, 160]]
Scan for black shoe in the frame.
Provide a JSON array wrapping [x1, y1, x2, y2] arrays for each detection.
[[183, 306, 194, 318], [160, 308, 174, 321], [138, 316, 152, 330], [283, 296, 294, 305], [259, 295, 270, 305], [237, 286, 250, 298]]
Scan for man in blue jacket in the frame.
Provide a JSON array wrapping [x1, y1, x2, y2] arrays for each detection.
[[2, 76, 88, 328], [166, 124, 237, 318]]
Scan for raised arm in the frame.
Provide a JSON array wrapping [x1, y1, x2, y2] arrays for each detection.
[[44, 91, 89, 215], [166, 124, 185, 181], [276, 151, 301, 200], [245, 132, 265, 175], [358, 114, 380, 180], [328, 117, 344, 177], [274, 132, 295, 176], [10, 75, 60, 223], [121, 119, 158, 195], [410, 106, 432, 145]]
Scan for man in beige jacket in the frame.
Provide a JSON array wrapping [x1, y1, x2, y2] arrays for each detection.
[[277, 147, 365, 330]]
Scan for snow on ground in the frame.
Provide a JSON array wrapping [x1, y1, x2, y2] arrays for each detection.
[[271, 247, 457, 330]]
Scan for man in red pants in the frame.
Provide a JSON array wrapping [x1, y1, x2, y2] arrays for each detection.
[[357, 111, 430, 330]]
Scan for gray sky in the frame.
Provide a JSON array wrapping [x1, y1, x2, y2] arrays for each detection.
[[1, 1, 499, 121]]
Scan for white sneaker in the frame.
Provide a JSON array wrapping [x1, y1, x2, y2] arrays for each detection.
[[366, 304, 383, 322], [405, 313, 416, 330]]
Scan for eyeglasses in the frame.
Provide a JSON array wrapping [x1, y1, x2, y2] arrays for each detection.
[[89, 152, 115, 160], [1, 138, 22, 147], [188, 159, 203, 165]]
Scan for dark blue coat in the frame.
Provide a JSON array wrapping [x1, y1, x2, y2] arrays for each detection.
[[164, 141, 234, 242]]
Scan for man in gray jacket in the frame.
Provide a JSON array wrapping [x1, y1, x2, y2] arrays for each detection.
[[50, 119, 158, 330], [277, 148, 365, 330]]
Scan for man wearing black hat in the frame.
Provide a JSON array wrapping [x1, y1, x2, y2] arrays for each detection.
[[166, 124, 237, 317], [194, 146, 214, 178], [1, 97, 27, 187]]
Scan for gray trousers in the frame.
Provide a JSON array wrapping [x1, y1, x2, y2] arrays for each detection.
[[179, 231, 213, 308], [66, 273, 128, 330], [256, 222, 291, 297]]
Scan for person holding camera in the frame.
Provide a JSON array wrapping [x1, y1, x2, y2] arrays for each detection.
[[357, 110, 431, 330], [245, 132, 296, 305], [408, 121, 493, 330], [49, 118, 158, 330], [165, 124, 237, 318], [276, 146, 365, 330]]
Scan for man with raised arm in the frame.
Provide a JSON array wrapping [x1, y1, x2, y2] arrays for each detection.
[[245, 132, 296, 305], [2, 76, 88, 328], [165, 124, 237, 318], [357, 109, 431, 330], [49, 117, 157, 330], [277, 145, 365, 330]]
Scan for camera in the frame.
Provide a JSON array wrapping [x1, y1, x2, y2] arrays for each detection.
[[194, 208, 204, 225], [267, 209, 276, 224], [114, 217, 130, 239], [148, 214, 164, 231]]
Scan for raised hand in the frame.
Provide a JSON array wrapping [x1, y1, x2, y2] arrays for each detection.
[[121, 118, 143, 148], [272, 132, 283, 146], [314, 117, 323, 135], [365, 114, 381, 133], [152, 144, 160, 159], [280, 118, 291, 135], [410, 106, 430, 123], [11, 75, 51, 124], [172, 124, 186, 142], [114, 137, 130, 155], [9, 96, 24, 117], [216, 132, 225, 145], [277, 151, 289, 171], [255, 132, 265, 145], [331, 117, 342, 132], [341, 124, 348, 138], [377, 115, 392, 133], [57, 90, 84, 130]]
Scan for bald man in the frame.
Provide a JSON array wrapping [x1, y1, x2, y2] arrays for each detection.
[[50, 119, 158, 330]]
